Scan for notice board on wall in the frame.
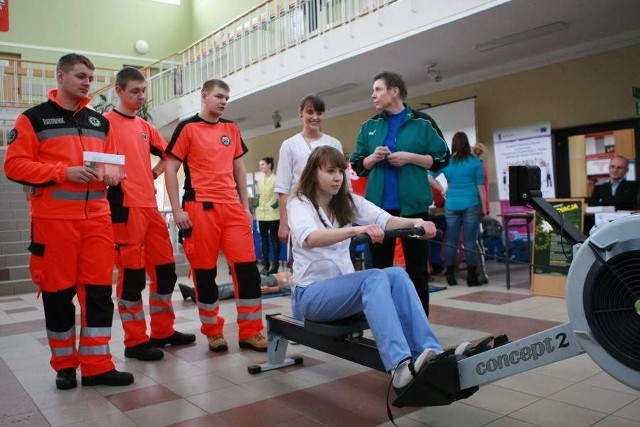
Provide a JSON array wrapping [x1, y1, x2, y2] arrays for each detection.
[[531, 198, 584, 298]]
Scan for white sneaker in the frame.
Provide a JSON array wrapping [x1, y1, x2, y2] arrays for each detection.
[[455, 341, 472, 356], [392, 348, 438, 391], [392, 359, 413, 390], [415, 347, 438, 370]]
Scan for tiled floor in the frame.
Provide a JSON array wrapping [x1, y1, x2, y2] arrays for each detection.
[[1, 262, 639, 427]]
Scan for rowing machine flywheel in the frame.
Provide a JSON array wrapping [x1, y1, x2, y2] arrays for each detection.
[[566, 214, 640, 390]]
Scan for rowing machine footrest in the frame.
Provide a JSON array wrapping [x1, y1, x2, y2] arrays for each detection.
[[393, 353, 478, 407], [303, 313, 369, 337]]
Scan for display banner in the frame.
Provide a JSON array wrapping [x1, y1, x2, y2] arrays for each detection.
[[493, 121, 555, 222]]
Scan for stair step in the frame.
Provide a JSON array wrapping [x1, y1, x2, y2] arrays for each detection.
[[0, 265, 31, 281], [0, 241, 29, 254], [0, 209, 30, 220], [0, 253, 31, 267], [0, 279, 37, 296], [0, 191, 29, 202], [0, 183, 28, 192], [1, 200, 31, 210], [0, 219, 31, 231], [0, 230, 31, 242]]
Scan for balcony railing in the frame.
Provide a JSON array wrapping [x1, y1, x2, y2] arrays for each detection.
[[96, 0, 397, 111], [0, 0, 396, 147], [0, 57, 118, 147]]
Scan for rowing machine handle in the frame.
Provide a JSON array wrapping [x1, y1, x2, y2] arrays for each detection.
[[352, 226, 441, 245]]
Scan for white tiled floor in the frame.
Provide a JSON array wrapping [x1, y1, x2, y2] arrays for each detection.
[[0, 261, 639, 426]]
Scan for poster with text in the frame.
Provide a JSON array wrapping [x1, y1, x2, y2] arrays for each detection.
[[493, 121, 555, 204]]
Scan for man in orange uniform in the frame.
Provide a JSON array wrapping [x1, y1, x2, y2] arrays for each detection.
[[3, 53, 134, 390], [105, 67, 196, 361], [165, 79, 266, 352]]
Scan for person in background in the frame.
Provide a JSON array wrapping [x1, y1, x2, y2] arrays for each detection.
[[288, 146, 442, 394], [471, 143, 491, 215], [432, 132, 486, 287], [255, 156, 281, 274], [105, 67, 196, 362], [350, 71, 450, 316], [275, 94, 343, 243], [588, 155, 639, 211], [165, 79, 266, 353], [3, 53, 133, 389], [426, 175, 446, 275], [179, 271, 293, 301]]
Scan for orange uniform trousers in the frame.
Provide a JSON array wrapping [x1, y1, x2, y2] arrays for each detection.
[[30, 216, 116, 377], [181, 201, 263, 339], [113, 207, 177, 348]]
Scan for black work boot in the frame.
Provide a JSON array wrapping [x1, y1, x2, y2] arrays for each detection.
[[466, 265, 480, 286], [150, 331, 196, 347], [56, 368, 77, 390], [445, 265, 457, 286], [124, 342, 164, 361], [81, 369, 134, 387]]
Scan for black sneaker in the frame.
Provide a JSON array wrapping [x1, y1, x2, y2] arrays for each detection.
[[150, 331, 196, 347], [124, 342, 164, 361], [56, 368, 77, 390], [81, 369, 134, 387]]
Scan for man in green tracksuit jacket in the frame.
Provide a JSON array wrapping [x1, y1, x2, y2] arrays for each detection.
[[350, 71, 450, 316]]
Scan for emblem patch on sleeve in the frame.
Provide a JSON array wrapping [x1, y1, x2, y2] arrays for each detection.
[[7, 129, 17, 144]]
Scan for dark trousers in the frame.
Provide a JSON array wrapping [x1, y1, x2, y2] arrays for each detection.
[[369, 210, 430, 316], [258, 220, 281, 264]]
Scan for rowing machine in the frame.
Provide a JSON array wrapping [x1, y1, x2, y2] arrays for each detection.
[[247, 226, 427, 375], [396, 167, 639, 405], [250, 168, 640, 408]]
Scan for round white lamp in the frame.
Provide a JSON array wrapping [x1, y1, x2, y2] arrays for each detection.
[[134, 40, 149, 55]]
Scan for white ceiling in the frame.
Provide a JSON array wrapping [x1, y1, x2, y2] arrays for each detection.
[[208, 0, 640, 138]]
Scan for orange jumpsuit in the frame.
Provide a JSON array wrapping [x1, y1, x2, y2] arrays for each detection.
[[166, 115, 263, 340], [104, 110, 177, 348], [3, 89, 118, 377]]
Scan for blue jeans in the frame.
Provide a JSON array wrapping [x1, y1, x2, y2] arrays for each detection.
[[444, 204, 482, 267], [293, 267, 442, 371]]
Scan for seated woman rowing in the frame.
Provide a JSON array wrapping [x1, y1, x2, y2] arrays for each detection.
[[287, 145, 442, 393]]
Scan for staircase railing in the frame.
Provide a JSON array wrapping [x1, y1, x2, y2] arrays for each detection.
[[94, 0, 397, 112], [0, 56, 118, 147], [0, 0, 396, 146]]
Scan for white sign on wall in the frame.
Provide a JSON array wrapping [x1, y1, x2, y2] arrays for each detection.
[[421, 97, 477, 149], [493, 121, 555, 201], [421, 97, 477, 192]]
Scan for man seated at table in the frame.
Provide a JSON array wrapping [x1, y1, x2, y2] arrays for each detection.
[[588, 155, 639, 211]]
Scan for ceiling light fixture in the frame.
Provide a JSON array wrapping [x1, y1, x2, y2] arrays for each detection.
[[134, 39, 150, 55], [427, 64, 442, 83], [475, 21, 569, 53]]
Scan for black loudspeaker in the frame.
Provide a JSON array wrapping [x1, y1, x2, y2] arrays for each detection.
[[509, 166, 541, 206]]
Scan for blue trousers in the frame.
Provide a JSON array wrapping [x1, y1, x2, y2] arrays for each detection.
[[445, 204, 482, 266], [293, 267, 442, 371]]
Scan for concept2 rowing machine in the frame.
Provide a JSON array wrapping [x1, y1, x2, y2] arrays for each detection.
[[250, 170, 640, 408]]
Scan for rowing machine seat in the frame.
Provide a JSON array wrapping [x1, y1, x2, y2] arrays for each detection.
[[303, 313, 369, 337]]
